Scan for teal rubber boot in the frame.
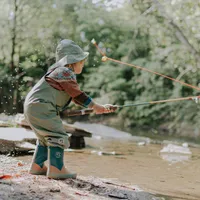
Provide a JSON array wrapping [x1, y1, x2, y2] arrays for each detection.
[[29, 144, 48, 175], [47, 146, 77, 179]]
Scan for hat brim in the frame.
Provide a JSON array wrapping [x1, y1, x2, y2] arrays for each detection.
[[57, 52, 89, 66], [82, 52, 89, 60]]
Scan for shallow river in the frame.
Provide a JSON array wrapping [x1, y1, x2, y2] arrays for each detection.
[[16, 122, 200, 200]]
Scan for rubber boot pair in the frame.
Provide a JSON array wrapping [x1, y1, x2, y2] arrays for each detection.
[[29, 144, 76, 179]]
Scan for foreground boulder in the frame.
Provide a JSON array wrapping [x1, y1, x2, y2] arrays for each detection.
[[0, 127, 36, 156]]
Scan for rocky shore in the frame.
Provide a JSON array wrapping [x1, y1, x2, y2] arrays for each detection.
[[0, 155, 164, 200]]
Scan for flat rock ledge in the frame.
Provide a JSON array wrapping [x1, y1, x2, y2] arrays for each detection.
[[0, 155, 165, 200]]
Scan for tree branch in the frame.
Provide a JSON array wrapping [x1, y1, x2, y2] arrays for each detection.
[[152, 0, 200, 68]]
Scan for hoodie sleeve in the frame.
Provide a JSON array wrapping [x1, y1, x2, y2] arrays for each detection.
[[45, 67, 93, 108]]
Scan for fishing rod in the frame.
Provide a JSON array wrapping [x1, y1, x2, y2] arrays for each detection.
[[91, 39, 200, 92], [61, 95, 200, 117], [117, 95, 200, 108]]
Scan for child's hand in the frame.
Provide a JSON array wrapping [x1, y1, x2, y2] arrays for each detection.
[[92, 103, 107, 114], [92, 103, 117, 114], [104, 104, 118, 112]]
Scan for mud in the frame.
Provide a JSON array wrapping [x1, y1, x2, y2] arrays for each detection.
[[0, 155, 165, 200]]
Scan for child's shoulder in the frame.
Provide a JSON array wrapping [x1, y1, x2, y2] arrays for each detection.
[[55, 66, 75, 76], [49, 66, 76, 80]]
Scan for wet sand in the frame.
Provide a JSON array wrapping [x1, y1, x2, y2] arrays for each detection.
[[18, 138, 200, 200]]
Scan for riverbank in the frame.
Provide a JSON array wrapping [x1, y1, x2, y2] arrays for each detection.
[[0, 114, 200, 199], [1, 141, 200, 200], [1, 126, 200, 199], [0, 155, 164, 200]]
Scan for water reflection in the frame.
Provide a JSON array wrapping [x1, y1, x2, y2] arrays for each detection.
[[159, 144, 192, 164], [160, 153, 191, 164]]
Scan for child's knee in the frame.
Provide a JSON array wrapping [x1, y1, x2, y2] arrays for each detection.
[[44, 136, 69, 149]]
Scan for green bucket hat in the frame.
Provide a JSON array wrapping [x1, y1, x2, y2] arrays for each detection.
[[56, 39, 89, 65]]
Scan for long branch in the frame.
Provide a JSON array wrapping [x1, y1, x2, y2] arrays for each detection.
[[152, 0, 200, 66]]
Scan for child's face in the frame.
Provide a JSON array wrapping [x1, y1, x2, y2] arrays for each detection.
[[74, 60, 85, 74]]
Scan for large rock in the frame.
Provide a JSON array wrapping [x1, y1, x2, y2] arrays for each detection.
[[0, 113, 94, 155], [15, 113, 92, 137], [0, 128, 36, 155]]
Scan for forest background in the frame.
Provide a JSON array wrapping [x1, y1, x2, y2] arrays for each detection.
[[0, 0, 199, 139]]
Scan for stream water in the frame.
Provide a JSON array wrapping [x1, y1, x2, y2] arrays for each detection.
[[15, 122, 200, 200]]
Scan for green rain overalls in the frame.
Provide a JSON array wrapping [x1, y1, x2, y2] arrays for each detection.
[[24, 65, 72, 149], [25, 39, 89, 178]]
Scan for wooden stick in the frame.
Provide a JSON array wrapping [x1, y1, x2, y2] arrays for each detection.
[[92, 39, 200, 92], [61, 109, 93, 117]]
